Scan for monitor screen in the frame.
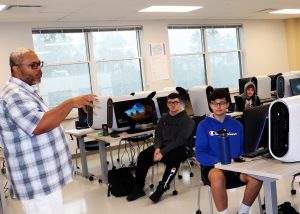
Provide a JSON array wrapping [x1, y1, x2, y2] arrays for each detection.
[[113, 98, 158, 129], [156, 94, 194, 118], [243, 104, 270, 154], [289, 78, 300, 96]]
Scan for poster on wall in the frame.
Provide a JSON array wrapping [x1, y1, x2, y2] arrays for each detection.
[[149, 43, 169, 81]]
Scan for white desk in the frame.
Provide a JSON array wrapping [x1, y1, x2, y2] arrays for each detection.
[[215, 158, 300, 214], [65, 128, 98, 180], [87, 130, 154, 184]]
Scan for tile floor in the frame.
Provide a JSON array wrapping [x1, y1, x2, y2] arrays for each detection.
[[3, 151, 300, 214]]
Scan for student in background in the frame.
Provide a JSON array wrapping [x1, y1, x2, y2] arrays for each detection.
[[195, 89, 262, 214], [235, 82, 261, 112], [127, 92, 195, 203], [0, 48, 97, 214]]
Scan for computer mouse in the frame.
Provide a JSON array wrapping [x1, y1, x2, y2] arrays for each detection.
[[110, 133, 120, 138], [233, 157, 245, 162]]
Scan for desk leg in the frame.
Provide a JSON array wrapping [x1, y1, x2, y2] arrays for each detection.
[[0, 171, 7, 214], [263, 179, 278, 214], [98, 141, 108, 184], [78, 137, 89, 178]]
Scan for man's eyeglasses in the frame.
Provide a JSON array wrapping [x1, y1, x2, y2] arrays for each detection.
[[167, 101, 180, 106], [17, 61, 44, 70], [210, 101, 227, 107]]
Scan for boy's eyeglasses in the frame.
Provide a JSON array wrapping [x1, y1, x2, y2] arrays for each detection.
[[167, 101, 180, 106], [210, 101, 227, 107]]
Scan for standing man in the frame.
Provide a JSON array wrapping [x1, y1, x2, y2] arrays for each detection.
[[195, 89, 262, 214], [127, 92, 195, 203], [0, 48, 97, 214]]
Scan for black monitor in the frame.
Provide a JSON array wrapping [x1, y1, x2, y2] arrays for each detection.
[[113, 98, 157, 129], [238, 77, 257, 95], [243, 104, 270, 154], [156, 96, 168, 117], [215, 88, 232, 103], [268, 73, 282, 91], [156, 94, 194, 118], [289, 77, 300, 96]]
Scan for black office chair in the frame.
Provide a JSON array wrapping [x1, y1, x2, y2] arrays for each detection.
[[195, 164, 263, 214], [291, 173, 300, 195], [71, 135, 115, 181], [117, 133, 154, 167], [177, 115, 206, 179]]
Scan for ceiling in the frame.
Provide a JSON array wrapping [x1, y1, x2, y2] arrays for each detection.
[[1, 0, 300, 23]]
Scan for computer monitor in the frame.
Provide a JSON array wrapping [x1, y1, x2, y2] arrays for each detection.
[[238, 77, 257, 95], [156, 94, 194, 118], [156, 96, 168, 117], [289, 77, 300, 96], [113, 97, 158, 129], [214, 88, 232, 103], [268, 73, 282, 91], [243, 104, 270, 154]]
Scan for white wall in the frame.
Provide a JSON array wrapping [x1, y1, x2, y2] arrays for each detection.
[[0, 23, 34, 87], [0, 19, 290, 154], [242, 20, 289, 77]]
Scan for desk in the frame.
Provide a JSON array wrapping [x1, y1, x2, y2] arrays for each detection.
[[87, 130, 155, 184], [65, 128, 98, 180], [227, 111, 243, 118], [0, 171, 7, 214], [215, 159, 300, 214]]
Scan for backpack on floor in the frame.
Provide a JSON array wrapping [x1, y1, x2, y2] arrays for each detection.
[[107, 167, 134, 197], [278, 201, 299, 214]]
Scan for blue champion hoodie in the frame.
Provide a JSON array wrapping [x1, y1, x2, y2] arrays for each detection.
[[195, 115, 244, 167]]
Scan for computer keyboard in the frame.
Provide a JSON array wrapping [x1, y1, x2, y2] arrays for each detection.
[[126, 126, 155, 134], [243, 147, 269, 158]]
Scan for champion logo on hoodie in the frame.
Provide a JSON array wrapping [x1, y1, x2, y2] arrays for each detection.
[[208, 131, 238, 136]]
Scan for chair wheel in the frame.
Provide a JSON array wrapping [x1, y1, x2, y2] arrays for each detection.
[[149, 184, 154, 189], [190, 172, 194, 177], [196, 210, 201, 214], [107, 161, 109, 165], [89, 176, 94, 181], [117, 158, 120, 162], [172, 190, 178, 195], [98, 179, 102, 183], [291, 189, 296, 195], [178, 175, 183, 179]]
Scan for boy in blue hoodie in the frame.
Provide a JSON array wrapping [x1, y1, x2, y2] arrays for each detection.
[[196, 89, 262, 214]]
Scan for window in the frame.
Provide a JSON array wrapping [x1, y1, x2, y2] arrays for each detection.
[[92, 30, 143, 96], [32, 32, 91, 108], [168, 25, 242, 89], [32, 27, 143, 108]]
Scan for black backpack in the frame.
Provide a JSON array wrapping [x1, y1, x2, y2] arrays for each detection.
[[107, 167, 134, 197], [278, 201, 299, 214]]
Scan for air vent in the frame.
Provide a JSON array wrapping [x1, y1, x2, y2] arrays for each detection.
[[6, 5, 41, 12]]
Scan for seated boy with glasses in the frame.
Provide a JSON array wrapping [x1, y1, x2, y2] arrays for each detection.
[[195, 89, 262, 214], [127, 92, 195, 203]]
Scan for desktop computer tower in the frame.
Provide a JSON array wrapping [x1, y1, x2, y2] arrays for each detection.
[[276, 74, 297, 98], [269, 96, 300, 162]]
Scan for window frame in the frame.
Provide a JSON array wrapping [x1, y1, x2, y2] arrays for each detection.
[[168, 25, 244, 91], [32, 26, 144, 115]]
